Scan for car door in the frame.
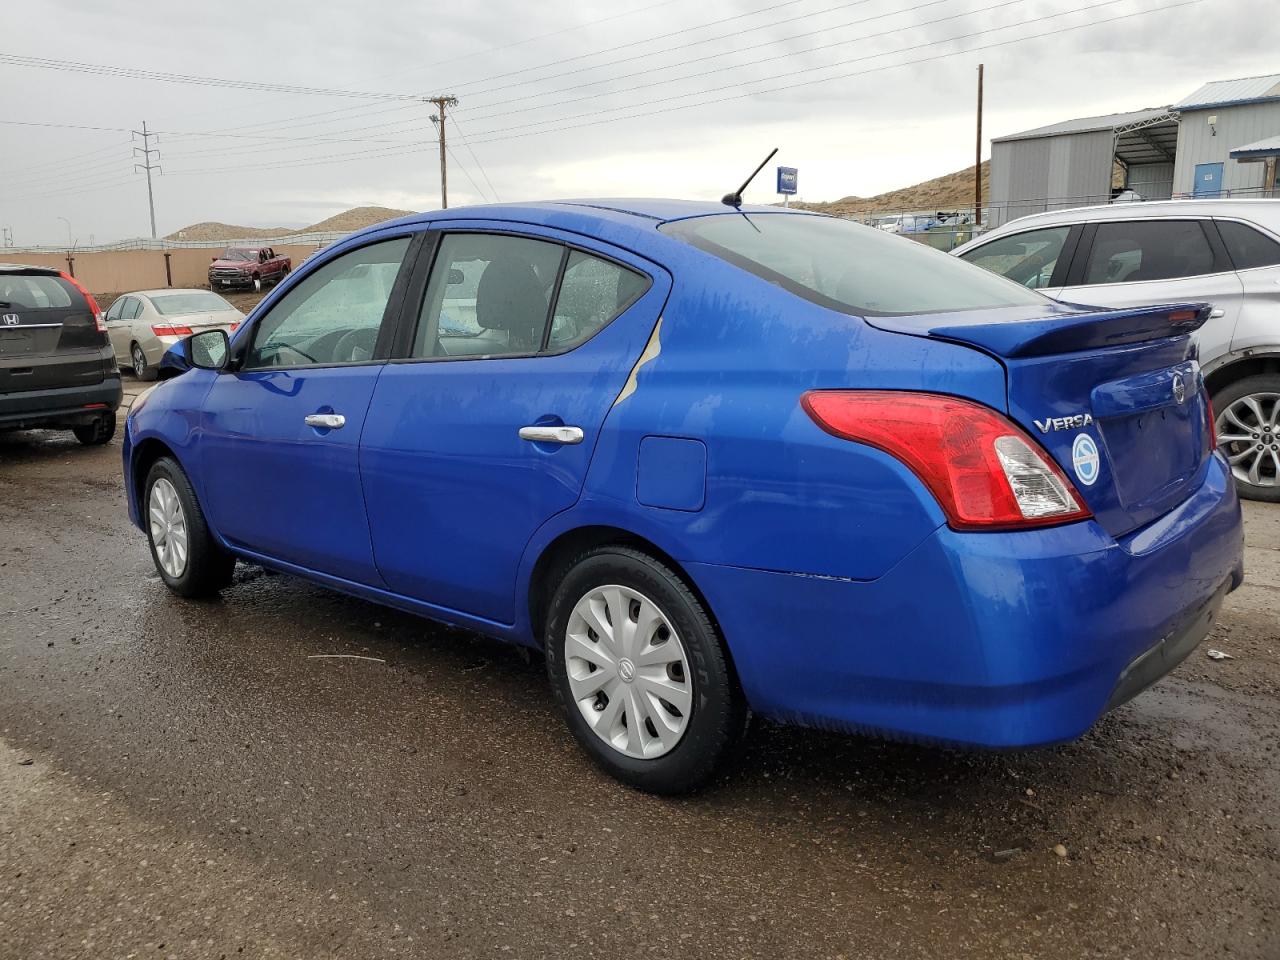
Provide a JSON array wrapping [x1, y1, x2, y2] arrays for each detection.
[[359, 224, 670, 624], [104, 296, 130, 359], [1055, 218, 1244, 364], [195, 232, 418, 584]]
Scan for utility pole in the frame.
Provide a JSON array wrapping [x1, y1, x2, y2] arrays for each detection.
[[974, 64, 984, 230], [133, 120, 162, 239], [426, 95, 458, 209]]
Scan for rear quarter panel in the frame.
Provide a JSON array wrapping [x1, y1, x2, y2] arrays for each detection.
[[574, 243, 1011, 582]]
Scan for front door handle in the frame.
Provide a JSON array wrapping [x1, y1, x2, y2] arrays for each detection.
[[304, 413, 346, 429], [1208, 307, 1226, 319], [519, 425, 584, 445]]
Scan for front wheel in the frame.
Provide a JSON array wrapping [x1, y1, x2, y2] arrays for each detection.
[[144, 457, 235, 597], [1214, 374, 1280, 502], [544, 546, 747, 794]]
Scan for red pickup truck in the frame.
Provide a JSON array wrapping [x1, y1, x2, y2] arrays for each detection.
[[208, 246, 291, 292]]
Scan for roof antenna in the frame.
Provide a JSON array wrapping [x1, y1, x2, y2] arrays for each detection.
[[721, 147, 778, 208]]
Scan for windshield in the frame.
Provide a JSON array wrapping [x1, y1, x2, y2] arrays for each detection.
[[224, 249, 256, 261], [660, 213, 1049, 316], [150, 292, 234, 316]]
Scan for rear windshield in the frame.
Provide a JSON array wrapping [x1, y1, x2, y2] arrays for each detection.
[[224, 249, 257, 261], [659, 213, 1048, 316], [0, 273, 74, 309], [151, 291, 233, 316]]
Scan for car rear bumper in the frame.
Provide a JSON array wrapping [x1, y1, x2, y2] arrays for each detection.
[[687, 452, 1245, 748], [0, 376, 122, 430]]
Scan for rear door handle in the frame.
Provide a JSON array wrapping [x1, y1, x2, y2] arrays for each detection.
[[519, 425, 584, 445], [304, 413, 346, 429]]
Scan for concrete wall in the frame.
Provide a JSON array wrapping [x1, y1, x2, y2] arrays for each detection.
[[10, 243, 326, 296], [989, 129, 1115, 227], [1174, 102, 1280, 195]]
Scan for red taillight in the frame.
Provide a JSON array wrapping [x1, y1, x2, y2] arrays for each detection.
[[151, 324, 194, 337], [801, 391, 1093, 531], [1203, 387, 1217, 454], [60, 271, 104, 332], [230, 322, 240, 332]]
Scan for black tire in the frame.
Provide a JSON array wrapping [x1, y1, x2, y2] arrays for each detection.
[[1212, 374, 1280, 503], [72, 413, 116, 446], [544, 545, 747, 794], [131, 342, 156, 381], [143, 456, 235, 597]]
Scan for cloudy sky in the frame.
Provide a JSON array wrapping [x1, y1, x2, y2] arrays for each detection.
[[0, 0, 1271, 245]]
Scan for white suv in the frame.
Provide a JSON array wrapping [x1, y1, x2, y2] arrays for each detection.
[[953, 200, 1280, 501]]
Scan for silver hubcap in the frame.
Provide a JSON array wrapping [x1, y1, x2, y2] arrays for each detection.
[[133, 347, 146, 377], [1217, 392, 1280, 488], [565, 585, 693, 760], [148, 477, 189, 578]]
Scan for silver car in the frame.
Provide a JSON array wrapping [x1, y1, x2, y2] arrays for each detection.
[[104, 289, 244, 381], [953, 199, 1280, 501]]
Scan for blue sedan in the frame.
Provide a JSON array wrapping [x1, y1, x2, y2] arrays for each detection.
[[123, 200, 1245, 793]]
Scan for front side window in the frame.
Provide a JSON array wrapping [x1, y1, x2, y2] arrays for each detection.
[[246, 237, 410, 368], [660, 213, 1047, 316], [1081, 220, 1215, 285], [959, 226, 1071, 290], [548, 251, 649, 350], [105, 298, 125, 321], [413, 233, 563, 358], [1217, 220, 1280, 270]]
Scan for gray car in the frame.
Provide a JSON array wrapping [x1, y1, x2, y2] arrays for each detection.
[[953, 199, 1280, 501], [104, 289, 244, 381]]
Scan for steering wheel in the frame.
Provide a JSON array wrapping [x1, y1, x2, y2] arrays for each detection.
[[333, 326, 377, 363]]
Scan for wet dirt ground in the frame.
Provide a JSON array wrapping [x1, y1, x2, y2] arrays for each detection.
[[1, 399, 1277, 960]]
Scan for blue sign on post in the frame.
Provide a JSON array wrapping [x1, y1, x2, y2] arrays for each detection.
[[776, 166, 798, 195]]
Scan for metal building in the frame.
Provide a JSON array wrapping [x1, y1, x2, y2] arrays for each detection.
[[1173, 75, 1280, 197], [988, 73, 1280, 228], [988, 108, 1178, 227]]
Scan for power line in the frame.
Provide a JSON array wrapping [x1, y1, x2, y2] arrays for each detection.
[[0, 53, 422, 100], [449, 114, 501, 203], [460, 0, 1202, 148], [459, 0, 1143, 141]]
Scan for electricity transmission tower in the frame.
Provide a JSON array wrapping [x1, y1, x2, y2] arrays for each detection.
[[426, 95, 458, 209], [133, 121, 162, 239]]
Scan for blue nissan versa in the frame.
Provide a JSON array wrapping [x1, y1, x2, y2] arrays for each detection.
[[123, 201, 1245, 793]]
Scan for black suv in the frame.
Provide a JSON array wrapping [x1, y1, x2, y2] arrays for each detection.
[[0, 263, 121, 445]]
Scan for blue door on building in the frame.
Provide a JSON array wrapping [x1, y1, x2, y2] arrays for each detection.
[[1193, 162, 1224, 197]]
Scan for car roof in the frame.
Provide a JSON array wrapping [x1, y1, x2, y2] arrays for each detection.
[[982, 199, 1280, 234], [125, 288, 228, 299], [0, 262, 60, 275]]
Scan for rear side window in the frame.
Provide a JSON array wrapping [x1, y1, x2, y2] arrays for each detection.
[[0, 273, 73, 309], [659, 213, 1047, 316], [1217, 220, 1280, 270], [414, 233, 563, 358], [959, 226, 1071, 289], [1081, 220, 1215, 285], [548, 251, 648, 350]]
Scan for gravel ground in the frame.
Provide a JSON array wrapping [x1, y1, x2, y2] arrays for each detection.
[[0, 406, 1276, 960]]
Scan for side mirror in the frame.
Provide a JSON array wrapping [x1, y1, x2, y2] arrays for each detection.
[[211, 256, 217, 262], [158, 329, 229, 381]]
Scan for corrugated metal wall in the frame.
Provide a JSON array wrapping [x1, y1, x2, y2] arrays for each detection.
[[1174, 103, 1280, 194], [988, 129, 1114, 227], [1127, 162, 1174, 199]]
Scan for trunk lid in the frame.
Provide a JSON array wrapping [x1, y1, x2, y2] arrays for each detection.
[[0, 268, 106, 393], [867, 302, 1213, 538]]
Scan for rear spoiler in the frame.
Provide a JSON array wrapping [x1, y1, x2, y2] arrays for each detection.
[[870, 303, 1210, 360]]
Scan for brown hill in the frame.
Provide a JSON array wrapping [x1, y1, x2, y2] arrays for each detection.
[[166, 205, 415, 242], [794, 162, 989, 217]]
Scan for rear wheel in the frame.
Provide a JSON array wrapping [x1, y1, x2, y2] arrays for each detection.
[[72, 414, 115, 446], [544, 545, 747, 794], [131, 342, 156, 381], [1213, 374, 1280, 502], [144, 457, 235, 597]]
